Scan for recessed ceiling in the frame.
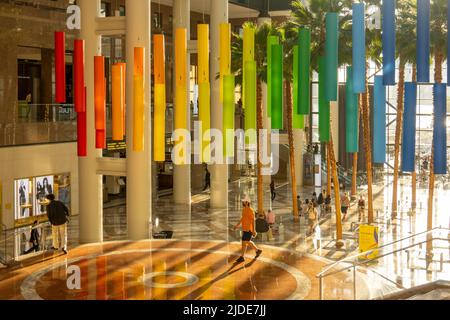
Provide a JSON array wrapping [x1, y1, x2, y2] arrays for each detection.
[[152, 0, 261, 19]]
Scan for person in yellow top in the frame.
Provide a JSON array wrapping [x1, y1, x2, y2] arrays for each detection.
[[233, 197, 262, 263]]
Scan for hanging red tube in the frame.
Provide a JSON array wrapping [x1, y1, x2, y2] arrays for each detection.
[[94, 56, 106, 149], [74, 39, 85, 113], [55, 31, 66, 103], [77, 87, 87, 157]]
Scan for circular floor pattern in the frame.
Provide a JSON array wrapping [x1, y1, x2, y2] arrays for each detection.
[[0, 240, 367, 300]]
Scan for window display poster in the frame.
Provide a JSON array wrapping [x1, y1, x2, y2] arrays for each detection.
[[34, 175, 54, 216], [15, 179, 31, 220]]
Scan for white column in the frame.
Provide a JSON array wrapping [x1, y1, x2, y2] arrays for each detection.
[[78, 0, 103, 243], [257, 16, 272, 185], [126, 0, 152, 240], [294, 129, 305, 187], [210, 0, 229, 208], [173, 0, 192, 205], [330, 100, 339, 158]]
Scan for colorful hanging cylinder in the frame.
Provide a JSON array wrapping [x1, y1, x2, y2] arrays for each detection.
[[267, 35, 279, 119], [433, 83, 447, 174], [417, 0, 430, 83], [118, 62, 126, 132], [373, 76, 386, 164], [55, 31, 66, 103], [74, 39, 85, 113], [133, 47, 145, 152], [243, 25, 255, 108], [352, 3, 366, 93], [382, 0, 396, 86], [219, 23, 231, 103], [244, 60, 257, 145], [223, 75, 235, 157], [325, 13, 339, 102], [298, 28, 311, 115], [174, 28, 188, 164], [94, 56, 106, 149], [153, 34, 166, 162], [197, 24, 210, 163], [271, 44, 283, 130], [448, 2, 450, 87], [77, 87, 87, 157], [112, 63, 124, 141], [292, 45, 304, 129], [345, 66, 358, 152], [319, 57, 330, 142], [401, 82, 417, 172]]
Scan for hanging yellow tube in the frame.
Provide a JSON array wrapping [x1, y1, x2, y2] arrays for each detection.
[[219, 23, 231, 103], [242, 24, 255, 107], [133, 47, 145, 152], [153, 34, 166, 162], [198, 24, 210, 163], [174, 28, 187, 165], [112, 63, 124, 141]]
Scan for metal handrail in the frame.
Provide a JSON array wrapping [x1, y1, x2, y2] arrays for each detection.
[[316, 227, 450, 300], [317, 227, 449, 278]]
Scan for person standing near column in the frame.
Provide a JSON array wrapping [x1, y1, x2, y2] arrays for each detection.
[[46, 194, 70, 254], [233, 197, 262, 263]]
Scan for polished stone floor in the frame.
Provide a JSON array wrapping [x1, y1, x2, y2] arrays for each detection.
[[1, 175, 449, 300]]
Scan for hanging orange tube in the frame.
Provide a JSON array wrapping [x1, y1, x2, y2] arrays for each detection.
[[133, 47, 145, 152], [112, 63, 124, 141], [118, 62, 126, 133], [94, 56, 106, 149], [153, 34, 166, 162]]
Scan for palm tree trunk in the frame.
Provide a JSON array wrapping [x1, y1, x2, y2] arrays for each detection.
[[327, 145, 332, 197], [351, 153, 358, 199], [412, 64, 417, 209], [392, 59, 406, 218], [352, 97, 362, 199], [329, 135, 343, 247], [427, 50, 443, 261], [286, 81, 299, 222], [362, 62, 374, 224], [257, 79, 264, 215]]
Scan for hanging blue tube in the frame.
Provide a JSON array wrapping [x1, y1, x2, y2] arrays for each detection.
[[417, 0, 430, 83], [373, 76, 386, 164], [382, 0, 396, 86], [401, 82, 417, 173], [433, 83, 447, 174], [353, 3, 366, 93], [447, 0, 450, 86]]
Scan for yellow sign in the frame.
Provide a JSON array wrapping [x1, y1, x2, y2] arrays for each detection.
[[107, 141, 126, 151], [359, 225, 379, 260]]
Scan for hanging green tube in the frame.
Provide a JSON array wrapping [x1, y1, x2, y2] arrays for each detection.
[[271, 44, 283, 130], [223, 75, 235, 157], [267, 35, 279, 118], [298, 28, 311, 115], [319, 56, 330, 142], [346, 66, 359, 153], [293, 45, 304, 129], [244, 60, 257, 145], [325, 12, 339, 102]]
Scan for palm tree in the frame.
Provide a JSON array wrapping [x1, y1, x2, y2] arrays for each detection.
[[392, 0, 417, 219], [427, 0, 448, 262], [231, 22, 282, 215], [281, 22, 301, 222], [290, 0, 353, 246]]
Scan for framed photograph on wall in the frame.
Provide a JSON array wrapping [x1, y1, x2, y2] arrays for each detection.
[[34, 175, 54, 216], [14, 179, 31, 220]]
